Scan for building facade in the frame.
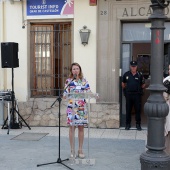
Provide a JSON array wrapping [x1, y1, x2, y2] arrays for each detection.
[[0, 0, 170, 128]]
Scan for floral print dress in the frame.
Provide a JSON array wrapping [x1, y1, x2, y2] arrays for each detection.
[[63, 77, 90, 126]]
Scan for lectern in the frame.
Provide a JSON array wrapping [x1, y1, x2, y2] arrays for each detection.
[[65, 92, 98, 166]]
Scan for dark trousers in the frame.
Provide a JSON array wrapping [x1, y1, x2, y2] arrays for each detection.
[[125, 93, 141, 125]]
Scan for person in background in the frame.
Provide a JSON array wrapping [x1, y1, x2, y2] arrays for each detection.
[[163, 65, 170, 155], [63, 62, 91, 159], [122, 61, 145, 131]]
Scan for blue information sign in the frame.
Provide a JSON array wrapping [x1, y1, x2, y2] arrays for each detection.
[[27, 0, 74, 16]]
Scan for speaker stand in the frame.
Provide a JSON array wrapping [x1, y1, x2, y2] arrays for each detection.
[[2, 68, 31, 134]]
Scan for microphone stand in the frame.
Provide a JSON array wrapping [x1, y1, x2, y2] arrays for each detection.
[[37, 77, 76, 170]]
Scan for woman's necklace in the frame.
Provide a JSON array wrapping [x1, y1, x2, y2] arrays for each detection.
[[75, 79, 82, 86], [78, 79, 82, 85]]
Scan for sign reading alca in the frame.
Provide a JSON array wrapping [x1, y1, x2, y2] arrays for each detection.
[[27, 0, 74, 18]]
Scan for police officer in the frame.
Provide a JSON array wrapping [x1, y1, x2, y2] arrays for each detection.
[[122, 61, 145, 131]]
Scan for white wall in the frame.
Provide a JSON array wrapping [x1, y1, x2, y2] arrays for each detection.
[[0, 2, 5, 91], [3, 1, 28, 101], [74, 0, 97, 93]]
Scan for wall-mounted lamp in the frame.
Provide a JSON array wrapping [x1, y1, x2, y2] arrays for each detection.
[[79, 26, 91, 46]]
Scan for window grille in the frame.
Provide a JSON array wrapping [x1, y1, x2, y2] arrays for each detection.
[[30, 23, 72, 97]]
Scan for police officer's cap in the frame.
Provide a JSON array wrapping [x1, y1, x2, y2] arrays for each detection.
[[130, 61, 137, 67]]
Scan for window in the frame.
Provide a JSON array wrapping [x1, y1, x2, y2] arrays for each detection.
[[30, 22, 72, 97], [122, 22, 170, 41]]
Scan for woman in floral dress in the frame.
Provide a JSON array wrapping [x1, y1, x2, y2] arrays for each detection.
[[63, 62, 90, 159]]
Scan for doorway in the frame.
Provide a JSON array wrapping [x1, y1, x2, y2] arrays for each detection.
[[120, 43, 151, 128], [120, 22, 170, 128], [132, 43, 151, 127], [30, 22, 72, 97], [120, 42, 170, 127]]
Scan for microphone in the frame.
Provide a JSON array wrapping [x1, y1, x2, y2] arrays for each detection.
[[51, 74, 77, 108], [73, 74, 77, 79]]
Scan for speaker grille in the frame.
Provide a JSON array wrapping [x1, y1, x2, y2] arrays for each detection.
[[1, 42, 19, 68]]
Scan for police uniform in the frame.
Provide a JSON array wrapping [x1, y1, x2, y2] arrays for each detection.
[[122, 61, 145, 130]]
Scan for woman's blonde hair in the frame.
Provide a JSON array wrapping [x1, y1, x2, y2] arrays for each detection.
[[69, 62, 83, 79]]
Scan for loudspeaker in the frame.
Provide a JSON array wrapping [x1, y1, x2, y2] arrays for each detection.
[[1, 42, 19, 68]]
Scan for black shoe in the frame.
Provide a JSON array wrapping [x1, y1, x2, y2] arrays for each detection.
[[136, 124, 142, 131], [125, 124, 131, 130]]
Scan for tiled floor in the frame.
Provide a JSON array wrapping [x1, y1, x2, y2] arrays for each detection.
[[0, 126, 147, 140], [0, 126, 146, 170]]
